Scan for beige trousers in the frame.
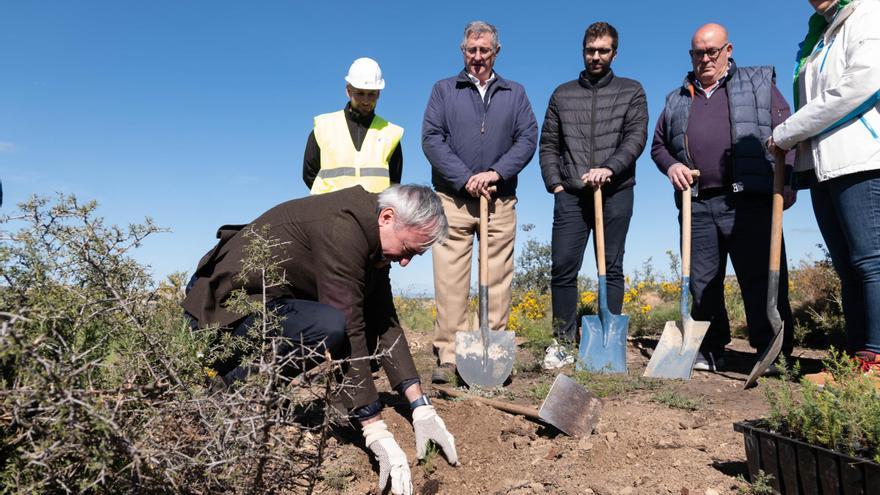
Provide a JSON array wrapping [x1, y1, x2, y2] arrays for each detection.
[[432, 192, 517, 365]]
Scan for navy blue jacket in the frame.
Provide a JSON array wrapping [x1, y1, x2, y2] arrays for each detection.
[[422, 70, 537, 197]]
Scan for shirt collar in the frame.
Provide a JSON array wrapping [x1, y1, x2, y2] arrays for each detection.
[[693, 65, 729, 97], [466, 71, 495, 88]]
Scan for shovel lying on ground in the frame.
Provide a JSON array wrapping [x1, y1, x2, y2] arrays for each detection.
[[644, 170, 710, 380], [456, 193, 515, 388], [744, 150, 787, 389], [577, 184, 629, 373], [435, 374, 602, 437]]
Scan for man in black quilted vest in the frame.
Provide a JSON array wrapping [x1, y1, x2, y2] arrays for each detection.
[[651, 23, 796, 372], [539, 22, 648, 368]]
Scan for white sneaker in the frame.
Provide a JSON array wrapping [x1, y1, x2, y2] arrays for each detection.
[[693, 351, 722, 372], [543, 339, 575, 370]]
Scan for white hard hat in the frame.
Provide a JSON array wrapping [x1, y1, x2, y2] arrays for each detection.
[[344, 57, 385, 90]]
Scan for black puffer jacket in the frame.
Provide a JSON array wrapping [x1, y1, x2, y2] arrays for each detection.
[[540, 70, 648, 193]]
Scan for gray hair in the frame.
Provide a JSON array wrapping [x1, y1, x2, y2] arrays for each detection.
[[378, 184, 449, 246], [460, 20, 500, 50]]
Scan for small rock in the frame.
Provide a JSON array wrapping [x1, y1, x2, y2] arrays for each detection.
[[545, 447, 561, 460], [705, 489, 720, 495], [680, 488, 689, 495], [578, 438, 594, 452], [620, 487, 634, 495], [655, 439, 681, 449], [529, 482, 544, 492], [626, 452, 636, 459]]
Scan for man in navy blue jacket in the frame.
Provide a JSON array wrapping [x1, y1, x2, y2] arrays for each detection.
[[422, 20, 538, 383]]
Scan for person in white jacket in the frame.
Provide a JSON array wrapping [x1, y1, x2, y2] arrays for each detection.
[[768, 0, 880, 372]]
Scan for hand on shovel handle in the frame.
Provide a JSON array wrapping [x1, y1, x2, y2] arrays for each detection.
[[681, 170, 700, 279], [643, 169, 710, 380]]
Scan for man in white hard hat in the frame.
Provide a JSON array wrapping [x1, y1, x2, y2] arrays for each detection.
[[303, 57, 404, 195]]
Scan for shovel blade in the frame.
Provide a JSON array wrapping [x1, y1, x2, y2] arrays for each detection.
[[744, 271, 785, 389], [577, 314, 629, 373], [745, 317, 784, 389], [455, 330, 515, 389], [643, 318, 710, 380], [538, 374, 603, 437]]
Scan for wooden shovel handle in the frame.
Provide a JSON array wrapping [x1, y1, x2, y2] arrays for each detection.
[[593, 186, 606, 276], [480, 194, 488, 288], [434, 385, 540, 420], [681, 170, 700, 278], [769, 151, 786, 272]]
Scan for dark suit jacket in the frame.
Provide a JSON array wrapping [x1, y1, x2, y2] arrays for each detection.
[[182, 186, 417, 409]]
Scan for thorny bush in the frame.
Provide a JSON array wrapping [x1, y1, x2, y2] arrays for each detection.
[[0, 195, 363, 494]]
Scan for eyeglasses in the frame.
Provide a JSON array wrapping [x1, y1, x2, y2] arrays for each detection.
[[584, 47, 614, 56], [463, 46, 495, 56], [689, 43, 729, 61], [400, 238, 427, 258]]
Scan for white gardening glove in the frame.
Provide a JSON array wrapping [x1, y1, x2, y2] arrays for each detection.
[[362, 420, 412, 495], [412, 405, 459, 466]]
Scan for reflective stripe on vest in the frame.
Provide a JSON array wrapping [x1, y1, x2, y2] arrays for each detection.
[[311, 110, 403, 194]]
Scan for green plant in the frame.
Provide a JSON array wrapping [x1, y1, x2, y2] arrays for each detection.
[[395, 296, 435, 334], [419, 442, 440, 475], [0, 195, 347, 494], [789, 247, 845, 348], [320, 466, 353, 492], [529, 382, 551, 402], [512, 224, 552, 295], [736, 470, 775, 494], [571, 369, 663, 398], [650, 390, 702, 411], [762, 349, 880, 462]]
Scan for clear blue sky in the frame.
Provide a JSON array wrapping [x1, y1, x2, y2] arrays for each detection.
[[1, 1, 823, 295]]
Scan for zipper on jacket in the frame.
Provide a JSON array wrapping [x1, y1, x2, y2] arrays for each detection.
[[590, 86, 597, 172], [861, 115, 879, 140], [683, 84, 695, 167], [819, 37, 835, 73]]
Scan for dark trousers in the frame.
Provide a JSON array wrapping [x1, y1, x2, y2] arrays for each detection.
[[551, 187, 633, 342], [208, 298, 346, 384], [688, 193, 793, 356], [811, 170, 880, 354]]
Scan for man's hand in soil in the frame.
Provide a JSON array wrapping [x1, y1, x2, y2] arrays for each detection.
[[362, 420, 412, 495], [412, 405, 459, 466]]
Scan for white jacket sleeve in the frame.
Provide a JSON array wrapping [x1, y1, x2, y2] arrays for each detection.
[[774, 12, 880, 149]]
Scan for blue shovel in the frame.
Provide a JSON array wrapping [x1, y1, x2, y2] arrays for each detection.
[[577, 185, 629, 373]]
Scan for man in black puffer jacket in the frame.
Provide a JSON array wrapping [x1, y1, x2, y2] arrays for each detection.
[[539, 22, 648, 366]]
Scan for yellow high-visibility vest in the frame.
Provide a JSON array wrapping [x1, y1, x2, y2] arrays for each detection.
[[311, 110, 403, 194]]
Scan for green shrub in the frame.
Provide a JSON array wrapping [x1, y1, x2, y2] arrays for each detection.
[[0, 195, 344, 493], [571, 369, 663, 398], [651, 390, 703, 411], [762, 350, 880, 462], [395, 297, 435, 333]]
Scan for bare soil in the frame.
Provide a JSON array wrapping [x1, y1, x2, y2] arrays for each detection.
[[315, 331, 826, 495]]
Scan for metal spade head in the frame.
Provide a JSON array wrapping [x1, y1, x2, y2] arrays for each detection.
[[538, 374, 603, 437], [455, 328, 515, 389], [643, 317, 711, 380], [577, 310, 629, 374]]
